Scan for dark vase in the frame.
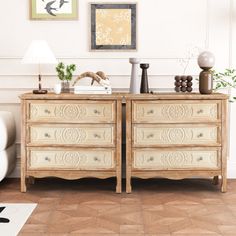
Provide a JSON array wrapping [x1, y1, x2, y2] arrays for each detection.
[[199, 68, 213, 94], [61, 81, 70, 93]]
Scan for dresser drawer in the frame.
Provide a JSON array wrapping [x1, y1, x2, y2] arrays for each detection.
[[27, 100, 116, 123], [132, 100, 220, 123], [133, 148, 220, 170], [27, 148, 115, 170], [133, 124, 220, 147], [28, 124, 115, 147]]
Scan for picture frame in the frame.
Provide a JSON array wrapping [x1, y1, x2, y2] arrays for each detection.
[[30, 0, 78, 20], [90, 3, 137, 51]]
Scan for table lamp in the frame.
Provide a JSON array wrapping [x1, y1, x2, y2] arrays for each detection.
[[22, 40, 57, 94], [198, 51, 215, 94]]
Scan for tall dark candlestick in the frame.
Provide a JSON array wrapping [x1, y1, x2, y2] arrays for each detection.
[[140, 63, 149, 93]]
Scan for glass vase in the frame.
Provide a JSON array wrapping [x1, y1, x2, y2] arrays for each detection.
[[61, 81, 70, 93]]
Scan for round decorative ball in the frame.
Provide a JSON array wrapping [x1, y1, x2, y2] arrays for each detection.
[[181, 86, 187, 92], [187, 76, 193, 81], [197, 51, 215, 69], [175, 87, 181, 92], [175, 81, 181, 86], [175, 76, 181, 81], [187, 87, 193, 92], [187, 82, 193, 87], [181, 82, 187, 87], [181, 76, 187, 81]]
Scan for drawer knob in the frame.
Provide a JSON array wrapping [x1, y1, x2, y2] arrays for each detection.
[[44, 133, 50, 138], [94, 157, 100, 162], [147, 134, 154, 138], [148, 156, 154, 162], [197, 109, 203, 114], [197, 133, 203, 138], [94, 133, 101, 138], [44, 109, 51, 114], [94, 109, 101, 114], [45, 157, 50, 161], [198, 157, 203, 161], [147, 110, 154, 114]]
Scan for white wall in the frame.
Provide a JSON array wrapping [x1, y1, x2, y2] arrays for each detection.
[[0, 0, 235, 178]]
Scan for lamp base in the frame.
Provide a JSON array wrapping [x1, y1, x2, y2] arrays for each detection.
[[33, 89, 48, 94]]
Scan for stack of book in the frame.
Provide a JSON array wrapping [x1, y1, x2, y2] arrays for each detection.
[[73, 86, 112, 94]]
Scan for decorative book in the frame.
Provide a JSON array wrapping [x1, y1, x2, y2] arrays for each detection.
[[73, 86, 112, 94]]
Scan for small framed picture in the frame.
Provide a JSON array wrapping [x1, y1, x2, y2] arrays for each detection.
[[30, 0, 78, 20], [90, 3, 137, 51]]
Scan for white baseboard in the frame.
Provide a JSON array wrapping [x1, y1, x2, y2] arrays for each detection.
[[8, 158, 20, 178], [227, 162, 236, 178]]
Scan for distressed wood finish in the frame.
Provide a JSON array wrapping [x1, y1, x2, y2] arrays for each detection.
[[28, 148, 116, 170], [132, 100, 220, 123], [133, 148, 221, 170], [125, 93, 228, 193], [126, 99, 132, 193], [28, 124, 115, 146], [28, 100, 116, 123], [133, 124, 220, 147], [20, 93, 122, 193]]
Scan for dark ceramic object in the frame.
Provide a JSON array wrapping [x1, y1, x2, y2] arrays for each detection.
[[199, 68, 213, 94], [140, 63, 149, 93]]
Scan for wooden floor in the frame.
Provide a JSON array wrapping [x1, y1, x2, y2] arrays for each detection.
[[1, 178, 236, 236]]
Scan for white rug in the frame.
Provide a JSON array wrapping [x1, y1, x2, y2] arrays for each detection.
[[0, 203, 37, 236]]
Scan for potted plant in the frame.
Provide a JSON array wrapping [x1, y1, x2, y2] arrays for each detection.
[[213, 69, 236, 102], [56, 62, 76, 93]]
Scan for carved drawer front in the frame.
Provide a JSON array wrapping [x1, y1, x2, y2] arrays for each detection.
[[133, 124, 220, 146], [28, 100, 116, 123], [133, 148, 220, 170], [28, 124, 115, 146], [132, 101, 220, 123], [28, 149, 115, 170]]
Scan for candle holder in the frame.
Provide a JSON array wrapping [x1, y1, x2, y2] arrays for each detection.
[[129, 58, 140, 94], [140, 63, 149, 93]]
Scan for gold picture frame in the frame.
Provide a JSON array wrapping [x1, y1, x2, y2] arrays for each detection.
[[90, 3, 137, 51], [30, 0, 78, 20]]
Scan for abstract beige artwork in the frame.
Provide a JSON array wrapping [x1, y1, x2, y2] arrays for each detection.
[[91, 3, 137, 50], [96, 9, 132, 46]]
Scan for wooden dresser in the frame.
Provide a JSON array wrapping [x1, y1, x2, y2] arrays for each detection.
[[20, 93, 122, 193], [125, 93, 228, 193]]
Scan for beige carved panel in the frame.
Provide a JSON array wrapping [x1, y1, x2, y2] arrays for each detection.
[[29, 125, 114, 146], [133, 149, 220, 169], [132, 101, 219, 123], [28, 101, 115, 123], [28, 149, 115, 170], [133, 125, 219, 146]]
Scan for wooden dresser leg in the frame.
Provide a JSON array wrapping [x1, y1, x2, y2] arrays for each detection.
[[116, 173, 122, 193], [126, 177, 132, 193], [212, 176, 219, 185], [21, 176, 26, 193], [221, 175, 227, 193]]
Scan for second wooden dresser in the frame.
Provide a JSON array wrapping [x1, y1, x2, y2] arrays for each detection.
[[125, 93, 228, 193], [20, 93, 122, 193]]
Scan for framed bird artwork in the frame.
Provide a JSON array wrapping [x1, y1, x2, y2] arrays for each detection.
[[30, 0, 78, 20]]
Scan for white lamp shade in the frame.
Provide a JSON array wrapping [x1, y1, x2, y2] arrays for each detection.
[[197, 51, 215, 68], [22, 40, 57, 64]]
